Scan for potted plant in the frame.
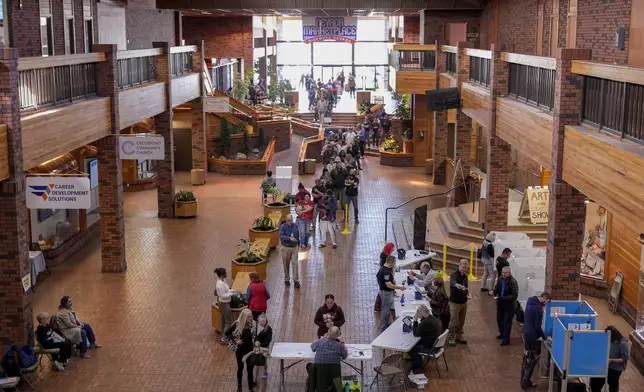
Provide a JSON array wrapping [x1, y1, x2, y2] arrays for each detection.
[[263, 186, 291, 219], [382, 135, 400, 153], [174, 190, 197, 218], [249, 216, 279, 248], [231, 238, 268, 279]]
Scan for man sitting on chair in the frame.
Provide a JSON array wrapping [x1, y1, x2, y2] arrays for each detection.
[[309, 326, 347, 391], [410, 305, 442, 374], [260, 170, 276, 203], [35, 312, 73, 371]]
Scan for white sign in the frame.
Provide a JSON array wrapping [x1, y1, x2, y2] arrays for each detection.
[[203, 96, 230, 113], [550, 306, 566, 316], [119, 135, 165, 160], [22, 274, 32, 292], [26, 177, 91, 209]]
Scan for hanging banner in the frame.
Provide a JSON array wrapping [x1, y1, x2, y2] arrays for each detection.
[[526, 187, 549, 224], [203, 96, 230, 113], [26, 177, 91, 209], [119, 135, 165, 160], [302, 17, 358, 43]]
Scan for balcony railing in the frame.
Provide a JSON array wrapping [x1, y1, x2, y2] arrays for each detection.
[[390, 45, 436, 72], [170, 45, 197, 77], [467, 49, 492, 87], [446, 52, 457, 75], [18, 53, 103, 111], [504, 53, 556, 111], [117, 48, 161, 90]]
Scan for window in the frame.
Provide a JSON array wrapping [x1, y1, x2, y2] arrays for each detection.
[[277, 19, 302, 42], [65, 18, 75, 54], [357, 19, 387, 41], [85, 20, 93, 53], [276, 42, 310, 65], [41, 17, 53, 56], [313, 42, 352, 65], [354, 42, 389, 65]]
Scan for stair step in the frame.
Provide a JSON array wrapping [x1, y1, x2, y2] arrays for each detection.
[[448, 208, 483, 235]]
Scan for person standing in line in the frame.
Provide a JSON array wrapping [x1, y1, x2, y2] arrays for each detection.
[[313, 294, 346, 338], [429, 278, 451, 332], [520, 291, 550, 389], [279, 214, 301, 288], [491, 247, 512, 296], [311, 179, 326, 230], [480, 232, 496, 292], [448, 260, 471, 346], [317, 190, 337, 249], [348, 73, 356, 98], [590, 325, 630, 392], [493, 266, 519, 346], [296, 193, 314, 249], [244, 272, 271, 320], [344, 169, 360, 224], [377, 255, 406, 332], [380, 114, 392, 139], [358, 126, 366, 158], [215, 268, 236, 343], [253, 314, 273, 382], [330, 157, 347, 211], [225, 309, 256, 392]]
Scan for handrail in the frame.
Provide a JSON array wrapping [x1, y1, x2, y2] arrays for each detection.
[[18, 53, 105, 71], [384, 184, 464, 242], [501, 52, 556, 70], [572, 60, 644, 86], [117, 48, 163, 60], [170, 45, 197, 54], [393, 44, 437, 51], [441, 45, 457, 54], [465, 48, 492, 59]]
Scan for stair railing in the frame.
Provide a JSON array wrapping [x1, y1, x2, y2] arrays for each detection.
[[384, 184, 464, 243]]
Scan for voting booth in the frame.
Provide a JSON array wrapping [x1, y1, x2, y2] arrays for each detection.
[[510, 248, 546, 258], [543, 300, 598, 337], [493, 238, 534, 261], [494, 232, 531, 241]]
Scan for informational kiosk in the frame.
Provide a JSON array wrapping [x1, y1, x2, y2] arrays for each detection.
[[275, 166, 293, 194]]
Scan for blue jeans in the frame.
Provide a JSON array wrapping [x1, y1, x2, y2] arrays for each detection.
[[379, 291, 394, 331], [79, 323, 96, 353], [297, 218, 311, 246]]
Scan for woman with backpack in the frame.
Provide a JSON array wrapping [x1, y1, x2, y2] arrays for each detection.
[[226, 309, 257, 392]]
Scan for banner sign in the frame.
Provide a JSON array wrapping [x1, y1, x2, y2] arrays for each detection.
[[119, 135, 165, 160], [26, 177, 91, 209], [526, 187, 549, 224], [302, 17, 358, 43], [203, 96, 230, 113], [22, 274, 32, 292]]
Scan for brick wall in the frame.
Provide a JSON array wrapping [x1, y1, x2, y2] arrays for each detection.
[[125, 9, 175, 50], [559, 0, 569, 49], [499, 0, 537, 54], [577, 0, 632, 64], [10, 0, 41, 57], [183, 16, 254, 72], [433, 111, 448, 185], [404, 16, 420, 43], [52, 0, 65, 55], [479, 2, 494, 48], [542, 0, 553, 56], [422, 11, 481, 46], [258, 121, 292, 152], [74, 0, 85, 53]]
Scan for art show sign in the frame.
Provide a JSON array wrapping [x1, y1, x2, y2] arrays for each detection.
[[119, 135, 165, 160], [302, 17, 358, 43], [203, 96, 230, 113], [526, 187, 549, 224], [26, 176, 91, 209]]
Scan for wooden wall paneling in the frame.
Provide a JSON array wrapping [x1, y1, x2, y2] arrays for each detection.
[[537, 0, 545, 55], [170, 73, 200, 107], [448, 109, 456, 124], [567, 0, 578, 48], [550, 0, 560, 56], [21, 98, 111, 169], [606, 213, 641, 308], [495, 97, 553, 169], [395, 72, 437, 95], [562, 126, 644, 235], [439, 73, 457, 89], [628, 0, 644, 66], [119, 82, 168, 130], [460, 82, 491, 129], [0, 125, 9, 181], [412, 94, 431, 166]]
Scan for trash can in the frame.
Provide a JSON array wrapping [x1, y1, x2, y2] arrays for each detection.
[[424, 159, 433, 175], [304, 159, 316, 174], [191, 169, 205, 185]]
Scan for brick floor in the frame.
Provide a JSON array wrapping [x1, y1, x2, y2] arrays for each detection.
[[29, 136, 643, 392]]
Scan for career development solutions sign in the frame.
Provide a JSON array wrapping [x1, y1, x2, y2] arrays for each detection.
[[26, 177, 91, 209], [302, 17, 358, 43], [119, 135, 165, 160]]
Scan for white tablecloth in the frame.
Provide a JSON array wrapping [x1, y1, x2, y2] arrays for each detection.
[[395, 250, 437, 270], [370, 317, 420, 353], [29, 251, 47, 287], [393, 272, 431, 319], [270, 342, 372, 361]]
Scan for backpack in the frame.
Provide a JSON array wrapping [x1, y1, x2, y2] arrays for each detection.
[[18, 346, 37, 368], [515, 302, 525, 323]]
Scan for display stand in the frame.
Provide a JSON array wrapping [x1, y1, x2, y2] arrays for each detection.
[[548, 316, 610, 392], [275, 166, 293, 194]]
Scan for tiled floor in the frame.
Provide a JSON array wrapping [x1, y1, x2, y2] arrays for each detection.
[[30, 136, 643, 392]]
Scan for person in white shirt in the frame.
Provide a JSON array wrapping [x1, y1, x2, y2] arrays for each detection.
[[215, 267, 236, 343], [344, 128, 357, 146]]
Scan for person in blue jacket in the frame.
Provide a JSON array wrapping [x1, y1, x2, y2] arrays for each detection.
[[520, 292, 551, 389]]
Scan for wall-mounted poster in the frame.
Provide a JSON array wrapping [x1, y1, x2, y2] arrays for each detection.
[[581, 202, 607, 279], [302, 17, 358, 43]]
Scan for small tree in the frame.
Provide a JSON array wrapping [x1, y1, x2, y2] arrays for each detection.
[[219, 117, 232, 156], [392, 92, 411, 120], [231, 70, 249, 102], [242, 131, 250, 154]]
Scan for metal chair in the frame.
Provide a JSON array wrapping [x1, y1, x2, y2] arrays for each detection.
[[370, 353, 406, 391], [608, 272, 623, 314], [419, 329, 450, 378], [11, 353, 39, 391], [35, 341, 60, 369]]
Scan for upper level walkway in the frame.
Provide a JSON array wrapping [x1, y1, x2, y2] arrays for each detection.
[[30, 136, 643, 392]]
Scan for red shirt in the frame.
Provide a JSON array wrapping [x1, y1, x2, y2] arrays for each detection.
[[297, 200, 315, 220], [295, 189, 311, 204]]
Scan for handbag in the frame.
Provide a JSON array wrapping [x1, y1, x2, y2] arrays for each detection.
[[248, 352, 266, 366], [228, 334, 239, 352]]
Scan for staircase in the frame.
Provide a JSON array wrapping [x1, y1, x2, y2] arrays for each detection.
[[293, 112, 358, 128]]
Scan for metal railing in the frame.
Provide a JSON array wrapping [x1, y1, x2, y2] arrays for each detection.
[[19, 63, 98, 111], [582, 76, 644, 144], [391, 50, 436, 72], [446, 52, 457, 75], [469, 56, 491, 87], [171, 51, 194, 77], [117, 56, 157, 90], [508, 63, 555, 111], [384, 185, 463, 242]]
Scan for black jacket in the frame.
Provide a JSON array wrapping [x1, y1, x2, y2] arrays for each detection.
[[35, 325, 65, 349], [496, 256, 510, 276], [494, 275, 519, 308], [449, 270, 469, 304], [225, 322, 254, 353], [412, 315, 442, 348], [256, 325, 273, 348], [314, 304, 346, 338]]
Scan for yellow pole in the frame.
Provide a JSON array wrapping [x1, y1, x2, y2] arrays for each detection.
[[341, 204, 351, 235], [442, 243, 448, 280], [468, 243, 478, 280]]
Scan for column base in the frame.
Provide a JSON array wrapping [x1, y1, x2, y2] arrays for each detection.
[[629, 331, 644, 374]]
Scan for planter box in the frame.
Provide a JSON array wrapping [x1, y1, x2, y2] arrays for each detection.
[[175, 200, 198, 218], [212, 303, 247, 333], [263, 202, 290, 219], [249, 227, 279, 249], [231, 257, 267, 280]]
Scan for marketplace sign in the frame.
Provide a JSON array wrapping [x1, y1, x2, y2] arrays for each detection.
[[526, 187, 549, 224], [26, 177, 91, 209], [302, 17, 358, 43], [119, 135, 165, 160]]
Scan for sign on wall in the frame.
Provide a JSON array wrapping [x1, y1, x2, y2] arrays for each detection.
[[26, 177, 91, 209], [119, 135, 165, 160], [302, 17, 358, 43], [203, 96, 230, 113], [526, 187, 549, 224]]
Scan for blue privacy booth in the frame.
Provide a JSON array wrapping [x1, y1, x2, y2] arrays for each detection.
[[543, 300, 597, 337]]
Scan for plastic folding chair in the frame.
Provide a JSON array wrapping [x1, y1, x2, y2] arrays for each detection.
[[420, 329, 450, 378]]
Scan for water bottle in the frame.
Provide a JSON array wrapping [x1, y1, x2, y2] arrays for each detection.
[[400, 293, 405, 306]]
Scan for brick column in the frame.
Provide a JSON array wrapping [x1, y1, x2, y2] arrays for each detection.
[[545, 48, 592, 300], [432, 111, 448, 185], [154, 42, 175, 218], [94, 44, 126, 273], [191, 41, 207, 174], [0, 47, 33, 346], [485, 44, 512, 232], [454, 41, 473, 178]]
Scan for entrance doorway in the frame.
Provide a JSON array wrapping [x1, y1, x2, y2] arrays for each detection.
[[173, 129, 192, 171], [313, 66, 351, 85]]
